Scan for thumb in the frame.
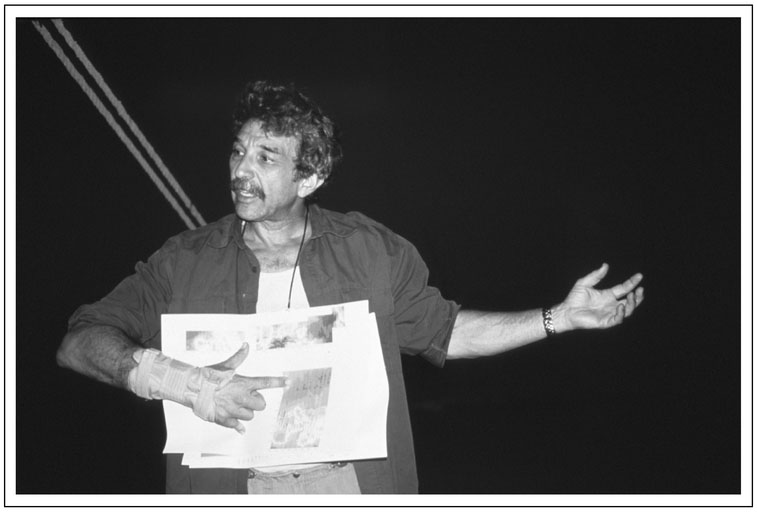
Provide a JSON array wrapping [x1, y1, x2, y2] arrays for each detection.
[[213, 342, 249, 370], [575, 263, 609, 288]]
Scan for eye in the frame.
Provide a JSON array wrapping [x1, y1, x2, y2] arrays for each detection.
[[230, 147, 244, 158], [259, 153, 276, 164]]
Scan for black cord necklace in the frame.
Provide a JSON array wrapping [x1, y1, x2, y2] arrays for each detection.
[[287, 205, 310, 311]]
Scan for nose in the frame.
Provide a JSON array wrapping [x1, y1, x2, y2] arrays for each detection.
[[232, 153, 256, 179]]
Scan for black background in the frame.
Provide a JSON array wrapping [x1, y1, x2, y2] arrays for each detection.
[[15, 16, 742, 494]]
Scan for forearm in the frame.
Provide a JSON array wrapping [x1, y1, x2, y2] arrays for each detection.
[[447, 305, 569, 359], [57, 326, 275, 433], [57, 325, 217, 407], [57, 325, 142, 390]]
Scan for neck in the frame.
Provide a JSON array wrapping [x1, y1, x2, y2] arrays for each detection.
[[243, 204, 310, 248]]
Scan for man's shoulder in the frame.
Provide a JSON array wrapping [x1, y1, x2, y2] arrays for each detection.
[[314, 207, 417, 259], [315, 207, 402, 241], [162, 214, 238, 252]]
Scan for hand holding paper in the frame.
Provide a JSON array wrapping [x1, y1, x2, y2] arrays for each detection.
[[161, 301, 390, 468], [129, 342, 288, 435], [206, 342, 288, 434]]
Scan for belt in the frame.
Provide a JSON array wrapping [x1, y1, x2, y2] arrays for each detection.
[[248, 462, 348, 479]]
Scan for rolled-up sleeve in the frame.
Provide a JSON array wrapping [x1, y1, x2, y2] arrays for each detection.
[[68, 240, 175, 346], [389, 236, 460, 367]]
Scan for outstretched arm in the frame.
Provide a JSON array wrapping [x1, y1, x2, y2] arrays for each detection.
[[447, 263, 644, 359]]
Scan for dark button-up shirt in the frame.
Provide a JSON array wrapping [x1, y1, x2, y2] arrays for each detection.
[[69, 205, 460, 494]]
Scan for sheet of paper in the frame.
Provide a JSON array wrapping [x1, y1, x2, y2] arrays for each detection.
[[160, 302, 388, 468]]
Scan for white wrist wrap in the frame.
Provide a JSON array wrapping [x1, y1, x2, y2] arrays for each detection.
[[127, 348, 235, 423]]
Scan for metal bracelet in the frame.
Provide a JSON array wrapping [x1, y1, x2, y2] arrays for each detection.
[[542, 307, 556, 337]]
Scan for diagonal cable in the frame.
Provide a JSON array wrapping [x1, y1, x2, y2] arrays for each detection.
[[32, 20, 199, 230], [50, 19, 207, 228]]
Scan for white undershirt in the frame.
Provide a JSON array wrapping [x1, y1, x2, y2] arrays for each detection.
[[253, 267, 316, 473], [255, 266, 310, 313]]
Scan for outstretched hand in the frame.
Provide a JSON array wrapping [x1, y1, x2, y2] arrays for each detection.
[[205, 343, 288, 435], [556, 263, 644, 332]]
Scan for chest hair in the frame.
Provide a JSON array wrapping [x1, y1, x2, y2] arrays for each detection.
[[245, 239, 308, 273]]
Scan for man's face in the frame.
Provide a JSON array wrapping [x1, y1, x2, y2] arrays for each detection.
[[229, 120, 304, 222]]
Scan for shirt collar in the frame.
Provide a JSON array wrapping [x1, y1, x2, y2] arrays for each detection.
[[206, 204, 357, 249], [308, 204, 358, 239], [206, 214, 241, 249]]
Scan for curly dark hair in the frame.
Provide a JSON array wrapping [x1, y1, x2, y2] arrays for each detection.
[[232, 81, 342, 184]]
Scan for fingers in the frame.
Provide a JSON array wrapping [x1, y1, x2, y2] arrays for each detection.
[[624, 285, 638, 316], [217, 378, 274, 411], [215, 415, 246, 435], [213, 389, 265, 435], [610, 273, 644, 299], [636, 286, 645, 307], [212, 376, 287, 433], [240, 390, 267, 411], [611, 303, 626, 326], [233, 377, 288, 410], [576, 263, 609, 288], [219, 403, 256, 422], [603, 286, 644, 329], [620, 286, 644, 318], [204, 364, 289, 436], [247, 375, 289, 390], [629, 286, 644, 315], [235, 406, 256, 421]]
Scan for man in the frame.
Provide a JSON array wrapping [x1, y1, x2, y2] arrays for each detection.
[[58, 80, 644, 494]]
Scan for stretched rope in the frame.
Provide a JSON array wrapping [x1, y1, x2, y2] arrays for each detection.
[[32, 20, 204, 230], [51, 19, 207, 227]]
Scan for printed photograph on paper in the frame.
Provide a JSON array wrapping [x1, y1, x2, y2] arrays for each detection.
[[186, 330, 246, 353], [271, 368, 333, 449], [185, 306, 347, 352]]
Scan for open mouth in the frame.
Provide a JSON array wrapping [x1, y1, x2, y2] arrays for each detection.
[[231, 179, 264, 199]]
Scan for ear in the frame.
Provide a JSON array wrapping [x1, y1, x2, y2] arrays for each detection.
[[297, 173, 325, 199]]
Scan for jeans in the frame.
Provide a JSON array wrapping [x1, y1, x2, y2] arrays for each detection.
[[247, 463, 361, 494]]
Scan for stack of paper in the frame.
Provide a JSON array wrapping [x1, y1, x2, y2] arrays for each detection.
[[160, 301, 388, 469]]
